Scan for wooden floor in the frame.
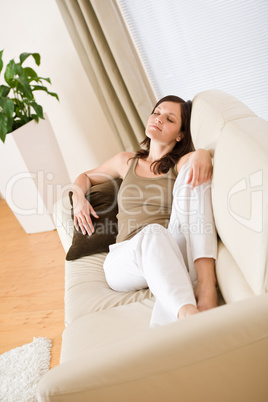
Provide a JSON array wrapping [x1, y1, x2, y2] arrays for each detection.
[[0, 199, 65, 369]]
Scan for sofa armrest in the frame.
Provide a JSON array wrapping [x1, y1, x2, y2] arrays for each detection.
[[37, 293, 268, 402], [53, 196, 73, 252]]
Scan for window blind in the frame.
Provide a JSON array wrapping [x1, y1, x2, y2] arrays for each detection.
[[117, 0, 268, 120]]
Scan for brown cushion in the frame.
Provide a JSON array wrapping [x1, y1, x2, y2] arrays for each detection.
[[66, 179, 122, 261]]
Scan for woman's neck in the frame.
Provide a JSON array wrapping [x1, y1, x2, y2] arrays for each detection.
[[147, 142, 175, 162]]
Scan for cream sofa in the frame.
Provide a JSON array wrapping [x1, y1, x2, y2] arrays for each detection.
[[37, 90, 268, 402]]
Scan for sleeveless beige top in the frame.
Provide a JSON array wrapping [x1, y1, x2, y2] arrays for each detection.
[[116, 158, 177, 243]]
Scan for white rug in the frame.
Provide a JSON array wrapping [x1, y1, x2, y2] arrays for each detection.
[[0, 337, 52, 402]]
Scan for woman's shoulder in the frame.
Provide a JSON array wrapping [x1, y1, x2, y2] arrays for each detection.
[[115, 151, 136, 168], [116, 151, 135, 163], [115, 151, 136, 178]]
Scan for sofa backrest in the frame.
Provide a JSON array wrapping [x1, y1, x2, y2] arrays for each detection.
[[191, 90, 268, 303]]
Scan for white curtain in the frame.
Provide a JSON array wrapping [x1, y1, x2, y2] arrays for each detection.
[[117, 0, 268, 121], [56, 0, 156, 151]]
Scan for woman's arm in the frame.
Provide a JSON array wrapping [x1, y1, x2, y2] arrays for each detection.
[[177, 149, 213, 189], [72, 151, 133, 235]]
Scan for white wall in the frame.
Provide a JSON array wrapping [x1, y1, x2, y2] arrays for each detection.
[[0, 0, 122, 182]]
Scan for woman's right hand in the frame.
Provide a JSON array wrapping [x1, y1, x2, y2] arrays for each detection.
[[71, 151, 132, 235], [73, 196, 99, 236]]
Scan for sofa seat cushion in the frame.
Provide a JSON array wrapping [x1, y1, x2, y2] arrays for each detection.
[[65, 253, 154, 326], [60, 299, 154, 364]]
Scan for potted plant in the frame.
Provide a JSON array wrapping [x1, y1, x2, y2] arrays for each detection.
[[0, 50, 59, 142], [0, 51, 70, 233]]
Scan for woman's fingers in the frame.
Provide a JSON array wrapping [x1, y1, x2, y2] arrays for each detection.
[[73, 198, 99, 236], [187, 166, 193, 185], [74, 208, 99, 236], [188, 165, 200, 188], [89, 205, 99, 219], [187, 149, 213, 188], [79, 214, 94, 235], [192, 166, 200, 188], [187, 164, 212, 188], [74, 216, 80, 233]]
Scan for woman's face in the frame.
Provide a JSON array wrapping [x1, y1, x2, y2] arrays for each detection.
[[145, 101, 183, 146]]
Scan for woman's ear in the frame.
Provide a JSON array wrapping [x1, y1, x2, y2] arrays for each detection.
[[176, 131, 184, 142]]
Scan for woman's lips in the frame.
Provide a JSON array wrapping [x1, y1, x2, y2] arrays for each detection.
[[150, 124, 162, 131]]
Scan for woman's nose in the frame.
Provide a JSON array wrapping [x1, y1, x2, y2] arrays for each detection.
[[155, 115, 162, 123]]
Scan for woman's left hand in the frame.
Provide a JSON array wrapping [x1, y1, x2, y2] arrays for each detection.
[[187, 149, 212, 188]]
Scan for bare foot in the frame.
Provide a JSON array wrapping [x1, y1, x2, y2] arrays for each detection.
[[178, 304, 199, 319]]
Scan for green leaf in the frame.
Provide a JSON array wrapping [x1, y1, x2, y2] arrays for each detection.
[[24, 67, 38, 81], [32, 53, 41, 66], [0, 51, 59, 140], [32, 85, 59, 101], [20, 52, 41, 66], [0, 113, 8, 142], [0, 85, 10, 97], [17, 77, 34, 99], [12, 97, 24, 108], [0, 113, 13, 142], [13, 114, 32, 128], [31, 114, 40, 123], [4, 59, 16, 85], [0, 97, 14, 117], [0, 49, 3, 74], [31, 77, 52, 85], [14, 62, 25, 78], [13, 99, 25, 118], [39, 77, 51, 84], [19, 53, 31, 65], [30, 101, 44, 118]]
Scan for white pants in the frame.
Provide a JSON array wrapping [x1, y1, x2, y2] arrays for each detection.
[[103, 163, 217, 327]]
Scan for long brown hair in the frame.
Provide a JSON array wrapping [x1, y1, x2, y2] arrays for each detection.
[[133, 95, 194, 174]]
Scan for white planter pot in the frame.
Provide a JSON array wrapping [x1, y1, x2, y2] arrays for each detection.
[[0, 114, 70, 233]]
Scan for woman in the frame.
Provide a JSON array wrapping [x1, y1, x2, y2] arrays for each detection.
[[72, 95, 218, 327]]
